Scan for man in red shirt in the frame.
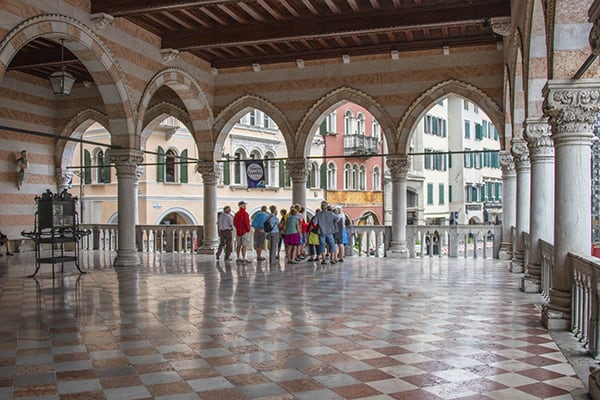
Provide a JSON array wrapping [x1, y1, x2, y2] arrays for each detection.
[[233, 200, 252, 263]]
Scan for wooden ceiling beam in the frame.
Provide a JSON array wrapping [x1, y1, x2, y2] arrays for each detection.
[[161, 1, 508, 50], [207, 33, 499, 68]]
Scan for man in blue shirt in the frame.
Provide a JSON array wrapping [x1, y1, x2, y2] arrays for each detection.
[[314, 201, 340, 264], [266, 205, 280, 264], [251, 205, 269, 261]]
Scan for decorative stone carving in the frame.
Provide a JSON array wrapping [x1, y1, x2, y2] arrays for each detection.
[[490, 16, 511, 36], [544, 81, 600, 135], [56, 168, 74, 192], [499, 151, 515, 174], [161, 48, 180, 62], [90, 13, 114, 30], [109, 150, 143, 177], [386, 156, 410, 182], [524, 119, 554, 158], [511, 138, 530, 171], [135, 166, 144, 182], [195, 161, 222, 185], [286, 159, 309, 183]]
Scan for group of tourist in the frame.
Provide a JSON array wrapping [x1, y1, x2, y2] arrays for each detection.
[[215, 200, 350, 265]]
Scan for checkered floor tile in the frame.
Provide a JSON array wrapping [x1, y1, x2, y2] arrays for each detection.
[[0, 251, 587, 399]]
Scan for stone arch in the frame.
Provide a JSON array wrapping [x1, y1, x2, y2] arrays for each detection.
[[503, 65, 514, 149], [138, 68, 213, 159], [156, 207, 199, 225], [397, 79, 504, 153], [213, 94, 293, 160], [0, 14, 134, 145], [297, 86, 396, 157], [58, 108, 110, 171], [141, 101, 194, 151]]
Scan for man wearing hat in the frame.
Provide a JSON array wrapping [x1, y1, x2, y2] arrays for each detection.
[[233, 200, 252, 263]]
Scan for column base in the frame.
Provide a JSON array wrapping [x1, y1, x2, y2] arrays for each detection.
[[520, 276, 541, 293], [387, 242, 410, 258], [541, 289, 571, 330], [197, 240, 219, 254], [509, 260, 524, 273], [498, 242, 512, 260], [113, 250, 141, 267], [590, 367, 600, 400]]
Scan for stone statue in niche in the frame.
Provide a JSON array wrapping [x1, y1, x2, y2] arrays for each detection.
[[16, 150, 28, 190]]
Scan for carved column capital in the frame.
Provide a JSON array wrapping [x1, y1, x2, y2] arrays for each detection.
[[196, 161, 222, 185], [543, 80, 600, 140], [524, 118, 554, 159], [56, 168, 74, 192], [109, 149, 144, 177], [386, 155, 410, 182], [490, 16, 512, 36], [499, 151, 516, 176], [286, 159, 309, 183], [511, 138, 530, 172]]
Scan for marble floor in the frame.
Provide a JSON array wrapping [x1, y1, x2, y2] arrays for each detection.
[[0, 251, 591, 399]]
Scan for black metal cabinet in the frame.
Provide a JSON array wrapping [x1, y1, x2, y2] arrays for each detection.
[[22, 190, 89, 278]]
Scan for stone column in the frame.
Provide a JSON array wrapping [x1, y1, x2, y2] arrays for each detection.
[[521, 118, 554, 293], [134, 166, 144, 225], [498, 151, 516, 260], [196, 161, 222, 253], [55, 168, 74, 193], [110, 149, 143, 267], [542, 80, 600, 329], [510, 138, 530, 273], [287, 159, 309, 207], [386, 155, 410, 258]]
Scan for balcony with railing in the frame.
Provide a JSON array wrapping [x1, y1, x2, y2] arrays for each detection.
[[343, 133, 379, 156]]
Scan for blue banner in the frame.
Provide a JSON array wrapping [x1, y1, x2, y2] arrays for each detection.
[[245, 160, 265, 188]]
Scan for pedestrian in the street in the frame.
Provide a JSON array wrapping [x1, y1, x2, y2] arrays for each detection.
[[233, 200, 251, 264], [216, 205, 234, 260], [251, 205, 269, 261]]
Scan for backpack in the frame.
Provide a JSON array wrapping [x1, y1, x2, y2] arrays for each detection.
[[263, 216, 273, 232]]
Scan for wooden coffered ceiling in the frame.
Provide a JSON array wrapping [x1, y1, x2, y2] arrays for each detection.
[[7, 0, 510, 83]]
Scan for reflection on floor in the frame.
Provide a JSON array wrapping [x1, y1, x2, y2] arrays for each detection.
[[0, 251, 588, 399]]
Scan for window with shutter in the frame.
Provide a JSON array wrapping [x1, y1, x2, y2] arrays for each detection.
[[104, 149, 111, 183], [157, 146, 165, 182], [223, 154, 230, 185], [84, 149, 92, 184], [180, 149, 188, 183], [320, 163, 326, 189], [279, 160, 285, 187]]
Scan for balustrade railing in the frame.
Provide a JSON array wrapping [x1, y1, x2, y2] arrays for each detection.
[[569, 252, 600, 358], [79, 224, 203, 253], [351, 225, 390, 257], [540, 240, 554, 301], [406, 225, 501, 258]]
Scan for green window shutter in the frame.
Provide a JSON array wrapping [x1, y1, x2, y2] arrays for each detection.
[[448, 151, 453, 168], [157, 146, 165, 182], [475, 124, 482, 140], [104, 148, 111, 183], [84, 149, 92, 184], [279, 160, 285, 188], [320, 163, 327, 189], [223, 154, 230, 185], [449, 185, 453, 203], [319, 120, 327, 136], [427, 183, 434, 205], [439, 184, 444, 205], [180, 149, 188, 183], [481, 184, 486, 201]]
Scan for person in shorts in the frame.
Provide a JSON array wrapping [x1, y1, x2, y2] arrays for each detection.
[[233, 201, 251, 263]]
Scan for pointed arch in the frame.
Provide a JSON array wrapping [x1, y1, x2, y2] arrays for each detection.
[[0, 14, 134, 146], [58, 108, 110, 170], [397, 79, 504, 153], [524, 0, 549, 118], [213, 94, 293, 160], [140, 101, 194, 150], [138, 67, 214, 159], [297, 86, 396, 157]]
